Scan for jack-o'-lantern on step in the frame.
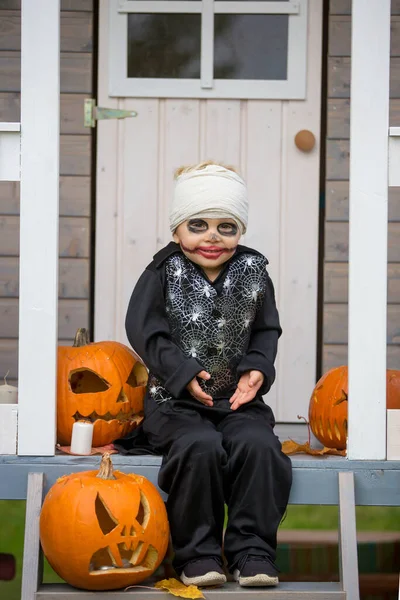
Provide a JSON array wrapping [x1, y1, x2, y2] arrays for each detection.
[[57, 329, 148, 447], [40, 454, 169, 591], [309, 366, 400, 450]]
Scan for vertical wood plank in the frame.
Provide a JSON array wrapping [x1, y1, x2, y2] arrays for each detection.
[[118, 98, 160, 344], [94, 0, 119, 342], [159, 99, 200, 249], [277, 0, 323, 421], [338, 472, 360, 600], [244, 100, 282, 415], [21, 473, 44, 600], [347, 0, 390, 460], [204, 100, 241, 167], [18, 0, 60, 455]]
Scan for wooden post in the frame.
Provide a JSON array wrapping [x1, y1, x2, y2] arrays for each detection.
[[338, 472, 360, 600], [347, 0, 390, 460], [18, 0, 60, 455], [21, 473, 45, 600]]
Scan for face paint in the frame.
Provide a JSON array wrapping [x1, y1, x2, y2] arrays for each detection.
[[187, 219, 238, 237], [187, 219, 208, 234], [217, 222, 238, 237], [173, 217, 242, 281]]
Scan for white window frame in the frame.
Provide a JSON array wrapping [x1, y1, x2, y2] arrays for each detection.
[[109, 0, 308, 99]]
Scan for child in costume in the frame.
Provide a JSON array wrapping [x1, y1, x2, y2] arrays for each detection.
[[122, 162, 292, 588]]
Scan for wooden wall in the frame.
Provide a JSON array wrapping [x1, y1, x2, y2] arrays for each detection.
[[0, 0, 94, 385], [324, 0, 400, 371]]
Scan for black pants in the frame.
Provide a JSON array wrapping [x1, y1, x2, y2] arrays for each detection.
[[142, 395, 292, 574]]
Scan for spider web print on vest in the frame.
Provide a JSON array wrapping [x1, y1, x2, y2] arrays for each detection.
[[148, 252, 268, 404]]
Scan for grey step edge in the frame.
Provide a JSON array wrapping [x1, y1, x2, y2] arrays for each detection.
[[36, 581, 345, 599]]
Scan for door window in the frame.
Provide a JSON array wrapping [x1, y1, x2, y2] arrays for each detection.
[[110, 0, 307, 98]]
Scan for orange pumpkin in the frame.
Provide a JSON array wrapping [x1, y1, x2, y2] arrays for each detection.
[[40, 454, 169, 591], [309, 366, 400, 449], [387, 370, 400, 409], [57, 329, 147, 447]]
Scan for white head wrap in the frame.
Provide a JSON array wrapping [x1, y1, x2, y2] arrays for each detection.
[[169, 164, 248, 234]]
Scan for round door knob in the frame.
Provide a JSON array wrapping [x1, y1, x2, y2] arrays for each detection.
[[295, 130, 316, 152]]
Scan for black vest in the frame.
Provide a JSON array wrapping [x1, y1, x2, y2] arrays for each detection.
[[148, 251, 268, 403]]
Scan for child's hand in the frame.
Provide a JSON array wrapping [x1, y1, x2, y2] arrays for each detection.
[[229, 370, 264, 411], [187, 371, 213, 406]]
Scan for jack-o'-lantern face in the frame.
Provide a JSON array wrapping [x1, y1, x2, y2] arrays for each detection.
[[40, 455, 170, 591], [309, 366, 400, 450], [57, 329, 148, 447], [89, 487, 158, 575], [308, 366, 348, 450]]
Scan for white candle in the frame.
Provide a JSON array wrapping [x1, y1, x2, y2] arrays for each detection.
[[0, 372, 18, 405], [70, 420, 94, 455]]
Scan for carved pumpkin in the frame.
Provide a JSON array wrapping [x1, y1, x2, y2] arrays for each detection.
[[387, 370, 400, 409], [40, 454, 169, 591], [309, 366, 400, 449], [57, 329, 147, 447]]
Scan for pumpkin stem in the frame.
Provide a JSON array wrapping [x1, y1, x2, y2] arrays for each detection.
[[73, 328, 90, 347], [4, 370, 10, 385], [297, 414, 311, 446], [97, 453, 116, 480]]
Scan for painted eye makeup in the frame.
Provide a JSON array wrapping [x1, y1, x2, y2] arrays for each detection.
[[187, 219, 208, 233], [217, 223, 238, 236], [186, 219, 238, 236]]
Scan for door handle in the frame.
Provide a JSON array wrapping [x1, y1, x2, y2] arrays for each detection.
[[295, 130, 316, 152]]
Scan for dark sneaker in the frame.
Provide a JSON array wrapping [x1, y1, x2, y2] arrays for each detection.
[[233, 555, 279, 587], [181, 558, 227, 587]]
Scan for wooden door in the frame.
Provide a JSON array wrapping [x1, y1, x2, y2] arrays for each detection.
[[95, 0, 323, 421]]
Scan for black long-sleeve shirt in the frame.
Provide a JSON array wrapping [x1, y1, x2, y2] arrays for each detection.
[[125, 242, 282, 398]]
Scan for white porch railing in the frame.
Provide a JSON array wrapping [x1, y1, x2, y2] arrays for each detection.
[[347, 0, 391, 460], [17, 0, 60, 455], [7, 0, 394, 458]]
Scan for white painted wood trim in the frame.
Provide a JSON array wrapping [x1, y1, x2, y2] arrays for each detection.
[[0, 405, 18, 454], [109, 0, 308, 99], [0, 131, 21, 181], [347, 0, 390, 460], [120, 1, 202, 13], [95, 0, 120, 342], [118, 1, 300, 14], [214, 1, 300, 14], [387, 410, 400, 460], [18, 0, 60, 456], [0, 122, 21, 132], [201, 0, 214, 89], [389, 127, 400, 136], [388, 136, 400, 187], [286, 0, 307, 100], [110, 77, 306, 100]]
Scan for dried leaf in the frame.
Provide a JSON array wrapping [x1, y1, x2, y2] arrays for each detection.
[[155, 578, 205, 599], [282, 439, 346, 457], [281, 439, 309, 455]]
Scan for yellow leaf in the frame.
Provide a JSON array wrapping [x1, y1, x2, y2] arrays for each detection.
[[281, 439, 346, 457], [155, 578, 205, 599], [319, 446, 346, 456], [281, 439, 310, 455]]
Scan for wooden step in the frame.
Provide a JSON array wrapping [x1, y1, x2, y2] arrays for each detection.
[[36, 581, 346, 599], [22, 473, 360, 600]]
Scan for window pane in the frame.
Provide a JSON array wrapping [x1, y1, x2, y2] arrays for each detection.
[[127, 14, 201, 78], [214, 14, 288, 80]]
